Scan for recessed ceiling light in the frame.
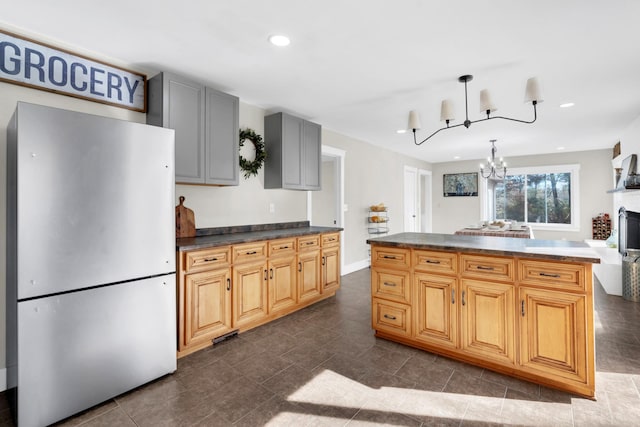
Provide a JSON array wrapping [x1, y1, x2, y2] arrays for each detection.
[[268, 34, 290, 47], [557, 146, 565, 150], [396, 129, 407, 134], [560, 102, 575, 108], [454, 156, 460, 160]]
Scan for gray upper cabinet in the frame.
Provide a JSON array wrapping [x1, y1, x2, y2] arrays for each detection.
[[147, 72, 239, 186], [264, 112, 321, 190]]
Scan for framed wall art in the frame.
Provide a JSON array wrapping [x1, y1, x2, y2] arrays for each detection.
[[443, 172, 478, 197]]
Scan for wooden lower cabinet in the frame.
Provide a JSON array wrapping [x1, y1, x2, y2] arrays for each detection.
[[519, 286, 590, 386], [232, 259, 269, 329], [178, 232, 340, 357], [460, 279, 515, 366], [414, 272, 457, 349], [369, 244, 595, 398], [322, 246, 340, 293], [183, 267, 232, 350], [268, 254, 297, 314], [298, 249, 322, 302]]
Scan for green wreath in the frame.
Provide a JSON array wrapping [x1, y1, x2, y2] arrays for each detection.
[[239, 128, 266, 179]]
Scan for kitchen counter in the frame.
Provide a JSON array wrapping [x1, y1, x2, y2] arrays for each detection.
[[367, 232, 600, 264], [176, 221, 342, 251], [368, 232, 599, 398]]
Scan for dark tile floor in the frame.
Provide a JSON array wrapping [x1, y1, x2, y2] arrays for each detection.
[[2, 268, 640, 426]]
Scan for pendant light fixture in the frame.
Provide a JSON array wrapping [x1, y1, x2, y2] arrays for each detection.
[[480, 139, 507, 180], [408, 75, 543, 145]]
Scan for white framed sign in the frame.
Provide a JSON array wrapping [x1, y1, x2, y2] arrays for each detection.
[[0, 30, 146, 112]]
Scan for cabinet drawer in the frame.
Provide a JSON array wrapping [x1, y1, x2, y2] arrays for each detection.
[[183, 246, 231, 273], [518, 259, 585, 291], [371, 246, 411, 269], [372, 298, 411, 337], [413, 250, 457, 275], [298, 235, 320, 251], [371, 268, 411, 304], [461, 254, 514, 282], [268, 238, 296, 257], [232, 241, 267, 264], [322, 232, 340, 247]]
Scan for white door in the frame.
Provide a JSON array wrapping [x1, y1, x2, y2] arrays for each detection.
[[404, 166, 418, 232], [419, 170, 433, 232]]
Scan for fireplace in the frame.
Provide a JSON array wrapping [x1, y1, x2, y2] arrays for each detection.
[[619, 207, 640, 255]]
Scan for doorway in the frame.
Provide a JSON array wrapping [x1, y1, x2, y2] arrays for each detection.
[[403, 166, 432, 232], [308, 146, 345, 268]]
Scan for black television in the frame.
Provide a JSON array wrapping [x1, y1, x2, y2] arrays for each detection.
[[619, 207, 640, 255]]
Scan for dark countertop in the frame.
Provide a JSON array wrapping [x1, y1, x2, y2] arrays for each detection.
[[367, 232, 601, 264], [177, 221, 342, 251]]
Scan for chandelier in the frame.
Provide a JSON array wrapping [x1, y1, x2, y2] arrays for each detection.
[[408, 74, 542, 145], [480, 139, 507, 180]]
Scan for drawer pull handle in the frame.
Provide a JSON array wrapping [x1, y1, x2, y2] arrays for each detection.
[[246, 251, 258, 255], [425, 260, 441, 264], [476, 266, 494, 271], [539, 272, 561, 278], [451, 288, 455, 304], [204, 257, 218, 262], [462, 290, 466, 306], [383, 282, 396, 287], [328, 238, 336, 241], [383, 314, 397, 320], [279, 246, 290, 250], [521, 300, 525, 316], [306, 241, 315, 246], [226, 278, 231, 291], [383, 255, 397, 259]]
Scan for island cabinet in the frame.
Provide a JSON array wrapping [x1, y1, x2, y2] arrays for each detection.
[[369, 241, 595, 398], [177, 231, 341, 357], [264, 112, 321, 190], [147, 72, 239, 186]]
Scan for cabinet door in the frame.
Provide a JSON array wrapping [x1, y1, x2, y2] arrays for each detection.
[[205, 87, 239, 185], [268, 255, 297, 314], [298, 250, 321, 302], [154, 73, 205, 184], [460, 279, 515, 366], [519, 287, 589, 385], [232, 261, 268, 330], [303, 120, 321, 190], [322, 246, 340, 293], [414, 273, 457, 349], [282, 114, 304, 189], [183, 268, 232, 349]]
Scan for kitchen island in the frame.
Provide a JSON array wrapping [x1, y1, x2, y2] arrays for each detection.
[[176, 221, 342, 357], [367, 232, 600, 398]]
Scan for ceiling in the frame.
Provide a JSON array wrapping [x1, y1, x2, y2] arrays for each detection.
[[3, 0, 640, 163]]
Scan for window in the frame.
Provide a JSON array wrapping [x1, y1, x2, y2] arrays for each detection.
[[484, 164, 580, 230]]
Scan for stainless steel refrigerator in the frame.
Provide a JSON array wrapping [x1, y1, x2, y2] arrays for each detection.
[[6, 102, 177, 426]]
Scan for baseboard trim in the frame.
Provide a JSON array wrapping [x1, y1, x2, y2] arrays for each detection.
[[343, 259, 370, 275]]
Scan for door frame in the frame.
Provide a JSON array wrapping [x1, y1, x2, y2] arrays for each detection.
[[307, 145, 345, 272], [404, 166, 432, 232]]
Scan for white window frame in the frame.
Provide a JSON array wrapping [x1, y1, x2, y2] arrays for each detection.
[[480, 164, 580, 232]]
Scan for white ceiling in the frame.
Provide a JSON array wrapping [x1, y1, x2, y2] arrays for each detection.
[[3, 0, 640, 163]]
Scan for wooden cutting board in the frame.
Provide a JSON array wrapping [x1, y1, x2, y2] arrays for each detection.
[[175, 196, 196, 238]]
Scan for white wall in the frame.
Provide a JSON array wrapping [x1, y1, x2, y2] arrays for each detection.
[[321, 129, 432, 268], [432, 149, 613, 241]]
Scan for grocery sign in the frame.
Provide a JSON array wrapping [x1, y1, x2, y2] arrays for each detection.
[[0, 30, 146, 112]]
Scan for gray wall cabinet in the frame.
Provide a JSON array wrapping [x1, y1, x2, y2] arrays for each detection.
[[264, 112, 321, 190], [147, 72, 239, 186]]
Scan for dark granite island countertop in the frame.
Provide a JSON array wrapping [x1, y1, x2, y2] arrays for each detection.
[[367, 232, 600, 264], [177, 221, 343, 251]]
